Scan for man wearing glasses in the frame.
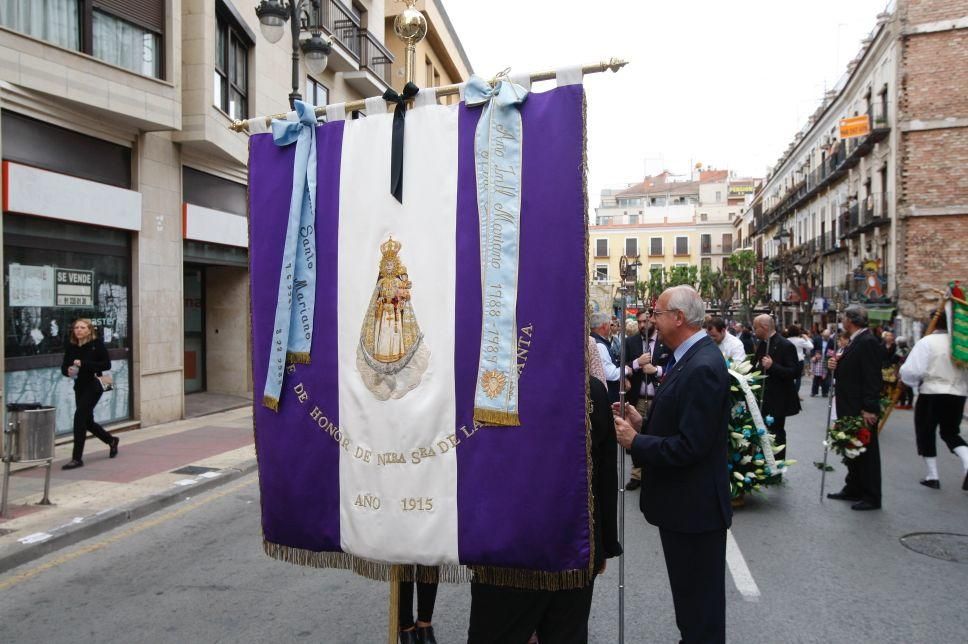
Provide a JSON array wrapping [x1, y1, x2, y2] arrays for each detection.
[[613, 286, 732, 643]]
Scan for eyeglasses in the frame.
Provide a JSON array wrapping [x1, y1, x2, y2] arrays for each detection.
[[651, 308, 679, 318]]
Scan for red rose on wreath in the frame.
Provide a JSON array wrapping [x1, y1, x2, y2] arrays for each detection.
[[857, 427, 871, 446]]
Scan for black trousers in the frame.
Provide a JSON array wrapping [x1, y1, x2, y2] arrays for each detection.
[[467, 578, 595, 644], [914, 394, 967, 457], [398, 577, 438, 629], [770, 414, 788, 461], [811, 374, 830, 397], [72, 385, 112, 461], [843, 418, 882, 505], [658, 528, 727, 644]]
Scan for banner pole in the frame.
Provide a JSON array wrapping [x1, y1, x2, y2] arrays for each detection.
[[229, 59, 629, 133]]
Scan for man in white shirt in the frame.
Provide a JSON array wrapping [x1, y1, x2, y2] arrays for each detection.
[[899, 311, 968, 491], [704, 316, 747, 365], [590, 312, 636, 402]]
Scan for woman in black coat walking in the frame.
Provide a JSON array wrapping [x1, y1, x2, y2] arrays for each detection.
[[61, 318, 118, 469]]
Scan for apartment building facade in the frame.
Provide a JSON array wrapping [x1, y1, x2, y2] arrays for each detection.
[[0, 0, 470, 435]]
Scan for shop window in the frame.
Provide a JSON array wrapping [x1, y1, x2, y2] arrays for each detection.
[[4, 216, 132, 435]]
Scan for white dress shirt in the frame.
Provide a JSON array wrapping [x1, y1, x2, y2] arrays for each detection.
[[899, 331, 968, 396], [716, 331, 748, 364]]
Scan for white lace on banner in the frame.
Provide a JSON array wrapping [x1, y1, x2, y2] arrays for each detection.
[[509, 72, 532, 92], [249, 118, 271, 134], [728, 368, 778, 474]]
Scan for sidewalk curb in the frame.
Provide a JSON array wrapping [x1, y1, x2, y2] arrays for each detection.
[[0, 458, 259, 576]]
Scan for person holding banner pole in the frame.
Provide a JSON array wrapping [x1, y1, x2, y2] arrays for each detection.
[[466, 375, 622, 643], [613, 286, 732, 644]]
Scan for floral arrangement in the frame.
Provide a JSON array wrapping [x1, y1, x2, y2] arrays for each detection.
[[726, 359, 795, 498], [824, 415, 872, 460]]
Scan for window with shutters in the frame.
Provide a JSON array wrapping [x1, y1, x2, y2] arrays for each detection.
[[625, 238, 638, 258], [0, 0, 165, 79], [595, 265, 609, 282], [700, 234, 711, 255], [595, 239, 608, 258], [649, 237, 663, 257], [675, 236, 689, 256], [722, 233, 732, 254]]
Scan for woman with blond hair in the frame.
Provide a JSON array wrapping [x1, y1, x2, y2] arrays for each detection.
[[60, 318, 117, 469]]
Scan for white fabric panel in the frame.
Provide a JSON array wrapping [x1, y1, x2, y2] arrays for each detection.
[[248, 118, 270, 134], [414, 87, 437, 108], [183, 203, 247, 248], [285, 111, 298, 121], [337, 103, 460, 564], [3, 162, 141, 231], [364, 96, 387, 116], [457, 82, 466, 102], [326, 102, 346, 121], [555, 64, 584, 87], [509, 72, 532, 92]]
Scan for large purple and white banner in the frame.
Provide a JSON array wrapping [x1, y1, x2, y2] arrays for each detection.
[[249, 82, 591, 586]]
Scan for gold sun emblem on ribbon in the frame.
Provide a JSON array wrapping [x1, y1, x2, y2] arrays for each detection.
[[480, 370, 508, 399]]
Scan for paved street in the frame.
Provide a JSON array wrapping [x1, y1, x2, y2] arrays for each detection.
[[1, 387, 966, 643]]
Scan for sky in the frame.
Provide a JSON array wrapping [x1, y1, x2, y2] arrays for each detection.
[[444, 0, 890, 207]]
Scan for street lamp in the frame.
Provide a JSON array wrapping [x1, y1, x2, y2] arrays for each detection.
[[255, 0, 332, 107]]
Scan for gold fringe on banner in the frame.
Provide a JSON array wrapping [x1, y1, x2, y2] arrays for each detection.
[[286, 352, 311, 364], [262, 395, 279, 411], [473, 408, 521, 426], [580, 89, 596, 578]]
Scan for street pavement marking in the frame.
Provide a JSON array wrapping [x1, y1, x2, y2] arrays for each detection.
[[0, 476, 256, 592], [726, 529, 761, 602]]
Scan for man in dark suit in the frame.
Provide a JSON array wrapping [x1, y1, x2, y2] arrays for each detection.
[[827, 305, 884, 510], [737, 322, 756, 355], [623, 311, 672, 490], [614, 286, 732, 644], [752, 314, 801, 462]]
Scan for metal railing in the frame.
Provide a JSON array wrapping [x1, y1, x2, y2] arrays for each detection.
[[307, 0, 362, 60], [360, 29, 393, 87]]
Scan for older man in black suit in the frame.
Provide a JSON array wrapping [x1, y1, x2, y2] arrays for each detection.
[[751, 314, 801, 462], [827, 305, 884, 510], [614, 285, 732, 644]]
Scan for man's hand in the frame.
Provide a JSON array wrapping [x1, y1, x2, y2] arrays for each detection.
[[643, 363, 658, 375], [862, 411, 878, 427], [611, 401, 642, 431], [827, 356, 838, 371], [614, 415, 637, 450], [636, 352, 652, 367], [760, 355, 773, 371]]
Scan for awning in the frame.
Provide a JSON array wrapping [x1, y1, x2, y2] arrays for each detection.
[[867, 308, 896, 322]]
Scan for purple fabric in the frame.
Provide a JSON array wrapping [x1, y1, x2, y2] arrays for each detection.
[[456, 85, 590, 571], [250, 121, 344, 552]]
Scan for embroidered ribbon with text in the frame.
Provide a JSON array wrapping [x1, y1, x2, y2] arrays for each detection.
[[465, 75, 528, 426], [263, 100, 318, 411]]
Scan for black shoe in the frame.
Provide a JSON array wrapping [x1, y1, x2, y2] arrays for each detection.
[[109, 436, 120, 458], [416, 625, 436, 644], [826, 491, 861, 502], [851, 500, 881, 511], [919, 479, 940, 490], [62, 459, 84, 470], [625, 479, 641, 491], [399, 629, 418, 644]]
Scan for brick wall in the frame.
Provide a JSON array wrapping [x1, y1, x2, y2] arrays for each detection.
[[903, 0, 968, 26], [899, 31, 968, 120], [896, 0, 968, 319]]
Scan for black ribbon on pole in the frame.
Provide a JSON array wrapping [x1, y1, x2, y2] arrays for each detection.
[[382, 82, 420, 204]]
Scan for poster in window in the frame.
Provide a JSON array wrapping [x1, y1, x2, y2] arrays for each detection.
[[8, 264, 56, 307]]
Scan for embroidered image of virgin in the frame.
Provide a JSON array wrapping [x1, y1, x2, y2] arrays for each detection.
[[357, 236, 430, 400]]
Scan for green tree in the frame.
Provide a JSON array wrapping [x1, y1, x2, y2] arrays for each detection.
[[725, 250, 759, 324], [646, 267, 665, 303], [667, 265, 698, 289]]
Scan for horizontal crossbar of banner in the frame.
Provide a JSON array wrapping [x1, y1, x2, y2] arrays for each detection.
[[228, 58, 628, 133]]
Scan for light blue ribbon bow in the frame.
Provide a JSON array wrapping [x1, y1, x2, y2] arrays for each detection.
[[263, 100, 318, 411], [465, 75, 529, 426]]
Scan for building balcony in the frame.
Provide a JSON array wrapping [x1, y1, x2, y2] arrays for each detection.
[[343, 29, 395, 95], [755, 103, 892, 235], [311, 0, 362, 72], [842, 193, 891, 238], [649, 250, 665, 257], [700, 243, 712, 255]]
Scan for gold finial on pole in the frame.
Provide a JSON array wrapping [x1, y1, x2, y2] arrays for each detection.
[[393, 0, 427, 85]]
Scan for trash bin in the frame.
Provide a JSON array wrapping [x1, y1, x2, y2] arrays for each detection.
[[5, 403, 56, 462]]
